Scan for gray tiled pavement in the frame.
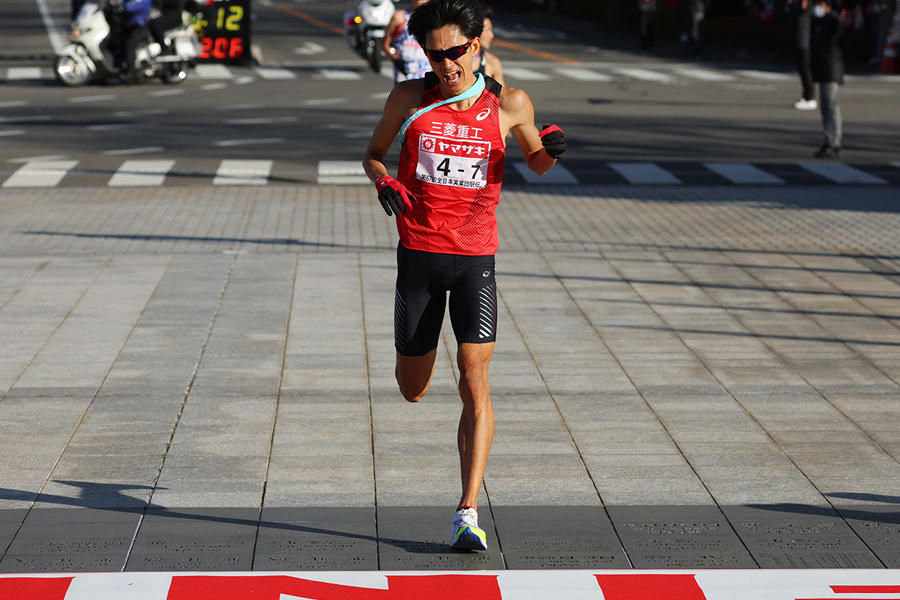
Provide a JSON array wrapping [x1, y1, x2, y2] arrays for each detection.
[[0, 183, 898, 570]]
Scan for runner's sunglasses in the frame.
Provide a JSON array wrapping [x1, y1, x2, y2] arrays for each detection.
[[424, 39, 476, 62]]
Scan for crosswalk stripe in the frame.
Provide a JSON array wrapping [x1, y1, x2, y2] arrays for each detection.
[[3, 160, 77, 188], [609, 162, 681, 184], [108, 160, 175, 187], [317, 161, 369, 184], [213, 160, 273, 185], [253, 66, 297, 80], [735, 69, 793, 81], [513, 161, 578, 184], [194, 64, 233, 79], [556, 67, 612, 82], [704, 162, 784, 184], [504, 67, 551, 81], [7, 67, 42, 80], [613, 67, 674, 83], [316, 68, 362, 80], [797, 162, 888, 184], [675, 67, 735, 82], [0, 129, 25, 137]]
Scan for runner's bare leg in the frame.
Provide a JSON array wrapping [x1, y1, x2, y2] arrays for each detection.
[[396, 349, 437, 403], [456, 342, 495, 509]]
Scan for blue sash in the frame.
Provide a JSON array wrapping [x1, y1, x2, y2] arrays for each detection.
[[400, 73, 485, 141]]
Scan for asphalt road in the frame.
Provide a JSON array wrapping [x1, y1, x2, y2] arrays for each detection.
[[0, 0, 898, 184]]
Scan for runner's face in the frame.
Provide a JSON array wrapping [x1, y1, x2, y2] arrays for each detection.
[[481, 18, 494, 51], [425, 25, 480, 96]]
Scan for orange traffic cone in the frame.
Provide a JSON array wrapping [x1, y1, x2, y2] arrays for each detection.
[[881, 13, 900, 74]]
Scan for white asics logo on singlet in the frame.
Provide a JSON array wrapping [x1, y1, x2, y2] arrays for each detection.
[[476, 108, 491, 121]]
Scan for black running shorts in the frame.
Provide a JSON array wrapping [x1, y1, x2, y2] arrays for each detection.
[[394, 243, 498, 356]]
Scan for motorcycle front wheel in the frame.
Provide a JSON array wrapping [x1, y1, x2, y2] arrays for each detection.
[[162, 64, 187, 84], [55, 53, 93, 86], [366, 39, 381, 73]]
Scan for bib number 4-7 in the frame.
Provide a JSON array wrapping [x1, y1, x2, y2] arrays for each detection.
[[416, 134, 490, 189]]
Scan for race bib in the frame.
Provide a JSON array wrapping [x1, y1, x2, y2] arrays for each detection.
[[416, 134, 490, 189]]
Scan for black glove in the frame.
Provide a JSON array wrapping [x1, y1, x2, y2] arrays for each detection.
[[540, 123, 566, 159], [376, 176, 415, 216]]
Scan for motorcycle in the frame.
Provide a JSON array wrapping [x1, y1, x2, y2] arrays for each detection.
[[343, 0, 395, 73], [54, 0, 200, 86]]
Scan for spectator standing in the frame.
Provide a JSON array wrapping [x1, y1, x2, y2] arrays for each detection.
[[684, 0, 708, 56], [638, 0, 658, 50], [788, 0, 817, 109], [810, 0, 844, 157], [383, 0, 432, 83]]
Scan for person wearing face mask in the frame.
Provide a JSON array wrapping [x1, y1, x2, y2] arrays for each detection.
[[810, 0, 844, 158], [363, 0, 566, 552]]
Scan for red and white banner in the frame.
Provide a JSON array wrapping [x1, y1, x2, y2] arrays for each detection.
[[1, 570, 899, 600]]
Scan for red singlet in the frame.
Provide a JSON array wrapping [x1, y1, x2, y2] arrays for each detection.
[[397, 73, 505, 256]]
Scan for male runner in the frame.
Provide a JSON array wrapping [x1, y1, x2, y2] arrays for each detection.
[[362, 0, 566, 552]]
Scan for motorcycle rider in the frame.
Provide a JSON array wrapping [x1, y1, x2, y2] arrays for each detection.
[[383, 0, 431, 82], [149, 0, 199, 53], [113, 0, 152, 82]]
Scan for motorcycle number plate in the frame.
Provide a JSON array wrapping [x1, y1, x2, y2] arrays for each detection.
[[416, 134, 490, 189]]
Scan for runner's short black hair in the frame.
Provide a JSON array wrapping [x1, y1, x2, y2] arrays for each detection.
[[408, 0, 485, 48], [482, 2, 493, 20]]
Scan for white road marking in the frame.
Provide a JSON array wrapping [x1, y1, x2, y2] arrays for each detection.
[[7, 67, 42, 80], [69, 94, 117, 103], [3, 160, 77, 188], [302, 97, 348, 106], [0, 101, 28, 108], [557, 67, 612, 82], [317, 161, 369, 184], [294, 41, 327, 55], [225, 116, 297, 125], [213, 138, 285, 147], [102, 147, 164, 156], [149, 89, 185, 97], [0, 115, 51, 123], [797, 162, 888, 184], [253, 67, 297, 80], [234, 76, 255, 85], [34, 0, 66, 54], [88, 123, 143, 131], [194, 64, 233, 79], [213, 160, 273, 185], [513, 161, 578, 184], [613, 67, 675, 83], [609, 162, 682, 184], [108, 160, 174, 186], [704, 162, 784, 184], [735, 69, 794, 81], [504, 67, 551, 81], [201, 82, 228, 91], [674, 67, 735, 81], [0, 130, 25, 137], [316, 68, 362, 80]]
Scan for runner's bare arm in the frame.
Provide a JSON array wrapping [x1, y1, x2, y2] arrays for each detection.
[[363, 81, 423, 183], [382, 10, 405, 58], [501, 87, 557, 175]]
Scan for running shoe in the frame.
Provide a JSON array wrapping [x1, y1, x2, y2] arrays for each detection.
[[793, 98, 818, 110], [450, 507, 488, 551]]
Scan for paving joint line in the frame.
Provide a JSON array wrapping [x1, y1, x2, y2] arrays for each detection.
[[641, 248, 887, 566], [358, 252, 381, 569], [123, 254, 237, 569], [252, 252, 301, 569]]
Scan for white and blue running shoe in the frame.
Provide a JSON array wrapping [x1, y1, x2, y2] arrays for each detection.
[[450, 507, 488, 551]]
